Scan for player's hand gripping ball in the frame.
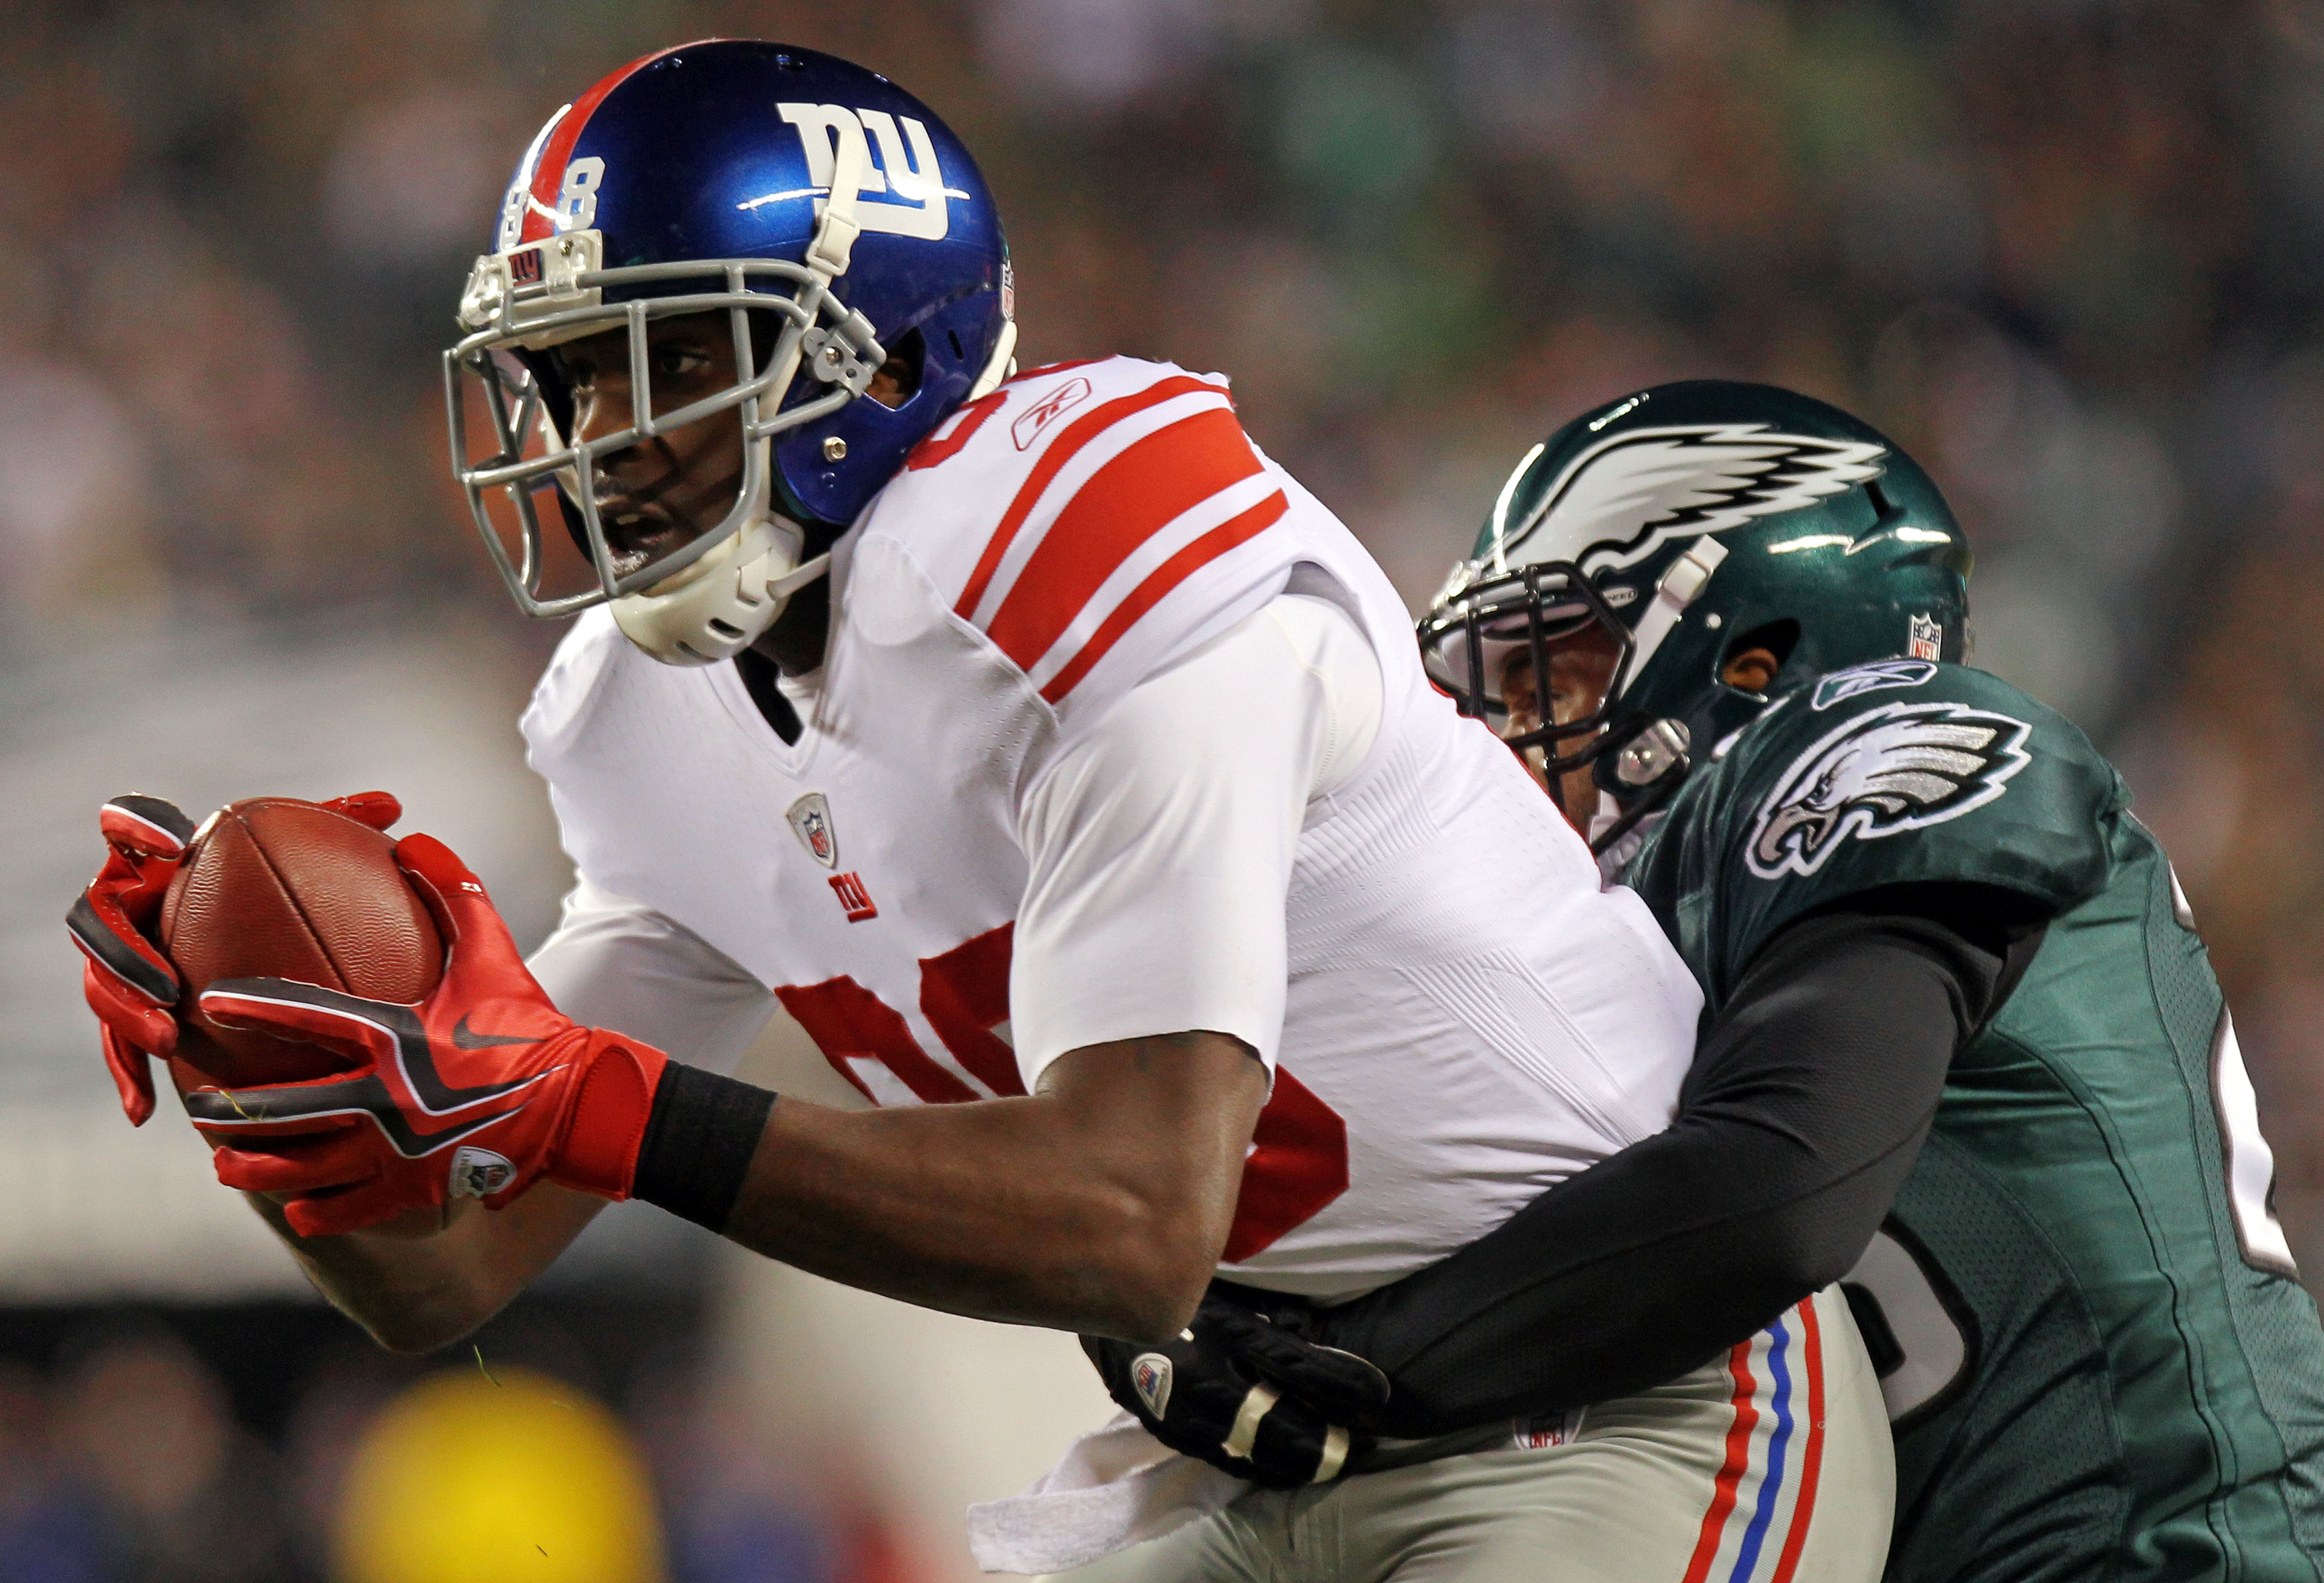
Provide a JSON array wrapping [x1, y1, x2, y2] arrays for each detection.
[[178, 832, 668, 1238], [1084, 1283, 1390, 1488], [67, 791, 413, 1124]]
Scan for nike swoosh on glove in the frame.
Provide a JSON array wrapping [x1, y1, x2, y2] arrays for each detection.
[[64, 791, 401, 1125], [179, 831, 666, 1237], [1082, 1282, 1390, 1488]]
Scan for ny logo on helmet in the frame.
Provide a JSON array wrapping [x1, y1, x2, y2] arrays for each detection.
[[767, 104, 962, 241]]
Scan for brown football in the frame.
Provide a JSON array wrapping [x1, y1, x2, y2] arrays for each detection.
[[158, 798, 443, 1091]]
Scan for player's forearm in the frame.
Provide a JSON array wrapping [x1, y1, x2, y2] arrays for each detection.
[[1312, 904, 1995, 1433], [704, 1033, 1267, 1342], [244, 1184, 603, 1353], [245, 1193, 494, 1351]]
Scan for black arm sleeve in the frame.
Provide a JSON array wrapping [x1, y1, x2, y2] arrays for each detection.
[[1308, 883, 2041, 1436]]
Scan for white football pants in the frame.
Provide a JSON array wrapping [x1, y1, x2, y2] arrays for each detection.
[[1043, 1283, 1892, 1583]]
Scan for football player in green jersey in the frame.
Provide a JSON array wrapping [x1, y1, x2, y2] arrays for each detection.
[[1086, 382, 2324, 1581]]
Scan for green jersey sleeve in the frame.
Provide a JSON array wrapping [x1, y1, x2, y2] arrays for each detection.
[[1627, 659, 2123, 1004]]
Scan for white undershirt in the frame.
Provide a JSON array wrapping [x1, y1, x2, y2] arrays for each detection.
[[528, 593, 1385, 1086]]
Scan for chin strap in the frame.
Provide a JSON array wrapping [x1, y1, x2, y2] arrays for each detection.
[[967, 318, 1019, 401], [767, 550, 832, 601], [805, 122, 865, 281], [1617, 536, 1729, 699]]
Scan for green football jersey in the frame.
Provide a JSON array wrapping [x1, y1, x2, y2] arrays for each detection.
[[1624, 659, 2324, 1583]]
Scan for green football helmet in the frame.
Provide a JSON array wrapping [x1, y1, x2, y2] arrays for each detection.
[[1420, 380, 1973, 850]]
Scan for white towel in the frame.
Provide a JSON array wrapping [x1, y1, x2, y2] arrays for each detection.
[[966, 1412, 1250, 1574]]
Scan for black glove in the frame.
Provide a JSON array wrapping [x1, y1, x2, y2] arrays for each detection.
[[1082, 1282, 1391, 1489]]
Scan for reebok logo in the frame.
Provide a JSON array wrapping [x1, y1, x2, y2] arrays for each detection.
[[1012, 376, 1092, 450], [1812, 659, 1936, 710]]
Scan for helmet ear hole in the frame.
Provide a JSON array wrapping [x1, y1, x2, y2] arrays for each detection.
[[1720, 619, 1799, 696], [1722, 619, 1799, 668], [872, 328, 925, 410]]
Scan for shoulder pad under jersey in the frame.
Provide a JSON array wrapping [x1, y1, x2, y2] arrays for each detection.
[[859, 354, 1308, 734], [519, 605, 634, 759], [1626, 659, 2121, 1000]]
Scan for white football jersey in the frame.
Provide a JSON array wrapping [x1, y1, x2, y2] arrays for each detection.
[[524, 356, 1701, 1298]]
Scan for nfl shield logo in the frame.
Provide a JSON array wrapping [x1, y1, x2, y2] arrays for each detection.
[[449, 1146, 515, 1199], [1511, 1407, 1585, 1450], [1907, 613, 1943, 662], [787, 793, 839, 869], [1131, 1353, 1173, 1420]]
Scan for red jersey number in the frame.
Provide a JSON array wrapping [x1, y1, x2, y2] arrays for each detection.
[[772, 922, 1348, 1260], [1223, 1067, 1347, 1262]]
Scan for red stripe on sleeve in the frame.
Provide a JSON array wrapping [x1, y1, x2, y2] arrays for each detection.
[[985, 406, 1264, 674], [1681, 1341, 1763, 1583], [1038, 489, 1288, 703], [518, 47, 680, 245], [1766, 1299, 1827, 1583], [953, 375, 1224, 618]]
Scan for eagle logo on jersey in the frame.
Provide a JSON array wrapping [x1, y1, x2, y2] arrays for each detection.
[[788, 793, 839, 868], [1506, 424, 1888, 576], [1747, 701, 2032, 879]]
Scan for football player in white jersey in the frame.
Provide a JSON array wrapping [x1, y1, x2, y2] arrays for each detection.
[[69, 42, 1892, 1582]]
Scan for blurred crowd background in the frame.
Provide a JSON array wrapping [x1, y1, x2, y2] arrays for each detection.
[[8, 0, 2324, 1577]]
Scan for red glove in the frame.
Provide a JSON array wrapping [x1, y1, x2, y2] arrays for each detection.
[[182, 832, 667, 1237], [65, 792, 402, 1125]]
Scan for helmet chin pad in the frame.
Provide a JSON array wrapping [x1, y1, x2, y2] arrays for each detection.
[[611, 512, 827, 666]]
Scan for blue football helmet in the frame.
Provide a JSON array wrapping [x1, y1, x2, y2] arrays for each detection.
[[444, 40, 1015, 664]]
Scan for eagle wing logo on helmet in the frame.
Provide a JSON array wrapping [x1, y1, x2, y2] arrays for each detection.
[[1747, 701, 2032, 879], [1506, 425, 1888, 575]]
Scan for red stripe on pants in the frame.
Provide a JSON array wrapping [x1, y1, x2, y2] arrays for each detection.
[[1766, 1298, 1828, 1583], [1681, 1339, 1762, 1583]]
